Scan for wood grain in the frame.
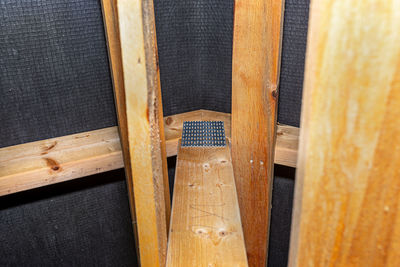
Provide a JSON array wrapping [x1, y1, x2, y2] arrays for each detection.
[[166, 142, 248, 266], [117, 0, 169, 265], [0, 127, 123, 196], [100, 0, 139, 258], [164, 110, 232, 157], [0, 110, 298, 197], [231, 0, 285, 265], [289, 1, 400, 266], [275, 123, 299, 168]]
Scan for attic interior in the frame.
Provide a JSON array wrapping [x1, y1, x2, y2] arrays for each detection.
[[2, 0, 398, 266], [0, 0, 304, 265]]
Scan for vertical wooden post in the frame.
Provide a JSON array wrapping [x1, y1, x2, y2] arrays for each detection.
[[289, 1, 400, 266], [102, 0, 170, 266], [100, 0, 140, 260], [231, 0, 285, 266]]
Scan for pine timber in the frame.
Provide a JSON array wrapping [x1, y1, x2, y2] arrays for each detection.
[[100, 0, 139, 259], [117, 0, 169, 265], [275, 123, 299, 168], [0, 111, 298, 197], [166, 141, 248, 267], [289, 1, 400, 266], [231, 0, 285, 265], [0, 127, 123, 196]]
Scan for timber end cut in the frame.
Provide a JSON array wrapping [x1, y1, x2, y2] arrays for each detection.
[[166, 121, 248, 267]]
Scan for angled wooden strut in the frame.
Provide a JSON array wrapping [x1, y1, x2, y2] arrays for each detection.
[[167, 128, 248, 266], [103, 0, 170, 266], [289, 1, 400, 266], [100, 0, 140, 259], [232, 0, 285, 265]]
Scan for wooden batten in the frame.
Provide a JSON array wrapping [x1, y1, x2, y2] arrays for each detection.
[[289, 1, 400, 266], [166, 141, 248, 266], [0, 111, 298, 197], [231, 0, 285, 265], [0, 127, 123, 196], [164, 110, 297, 167]]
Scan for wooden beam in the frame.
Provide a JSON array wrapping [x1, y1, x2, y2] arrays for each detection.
[[100, 0, 139, 259], [289, 1, 400, 266], [0, 111, 298, 197], [164, 111, 297, 166], [166, 141, 248, 266], [117, 0, 169, 265], [231, 0, 285, 265], [0, 127, 123, 196]]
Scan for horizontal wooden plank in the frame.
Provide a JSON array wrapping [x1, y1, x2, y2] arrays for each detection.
[[166, 141, 248, 266], [164, 110, 297, 167], [0, 110, 299, 196], [0, 127, 123, 196]]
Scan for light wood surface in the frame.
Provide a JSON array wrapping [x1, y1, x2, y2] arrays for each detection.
[[289, 1, 400, 266], [0, 111, 298, 197], [0, 127, 123, 196], [0, 110, 298, 198], [275, 123, 299, 168], [166, 142, 248, 267], [164, 110, 231, 157], [117, 0, 169, 265], [100, 0, 139, 258], [231, 0, 285, 265]]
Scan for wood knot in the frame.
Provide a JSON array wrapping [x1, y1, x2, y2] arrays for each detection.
[[219, 230, 227, 237], [195, 228, 206, 235], [52, 165, 60, 171], [203, 163, 210, 171], [44, 158, 62, 172], [41, 141, 57, 155], [272, 89, 278, 99], [165, 117, 173, 125]]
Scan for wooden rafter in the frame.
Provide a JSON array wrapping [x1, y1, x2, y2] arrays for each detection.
[[231, 0, 285, 265], [289, 1, 400, 265]]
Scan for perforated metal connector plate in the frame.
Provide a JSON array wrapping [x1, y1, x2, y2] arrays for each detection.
[[181, 121, 226, 147]]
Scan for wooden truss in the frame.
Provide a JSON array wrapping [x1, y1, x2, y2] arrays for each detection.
[[1, 0, 399, 266]]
